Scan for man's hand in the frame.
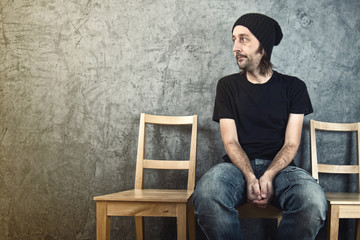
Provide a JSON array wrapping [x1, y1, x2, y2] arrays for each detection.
[[247, 177, 262, 202], [250, 175, 274, 208]]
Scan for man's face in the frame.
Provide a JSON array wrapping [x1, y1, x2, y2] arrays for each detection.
[[232, 25, 263, 72]]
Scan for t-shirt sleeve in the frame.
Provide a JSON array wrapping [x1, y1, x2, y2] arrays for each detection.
[[212, 78, 235, 122], [289, 79, 313, 115]]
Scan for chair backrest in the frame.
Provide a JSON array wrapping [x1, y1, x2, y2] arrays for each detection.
[[310, 120, 360, 189], [134, 113, 198, 192]]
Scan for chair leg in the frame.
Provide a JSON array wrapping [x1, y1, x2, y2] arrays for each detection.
[[356, 219, 360, 240], [177, 203, 187, 240], [187, 206, 196, 240], [276, 216, 282, 227], [327, 211, 330, 240], [96, 201, 110, 240], [328, 205, 340, 240], [135, 216, 144, 240]]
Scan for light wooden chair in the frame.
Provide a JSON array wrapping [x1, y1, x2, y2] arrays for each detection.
[[94, 113, 198, 240], [237, 203, 282, 226], [310, 119, 360, 240]]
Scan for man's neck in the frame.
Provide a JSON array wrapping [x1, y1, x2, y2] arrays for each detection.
[[245, 69, 273, 84]]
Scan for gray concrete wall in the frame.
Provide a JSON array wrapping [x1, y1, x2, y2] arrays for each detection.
[[0, 0, 359, 239]]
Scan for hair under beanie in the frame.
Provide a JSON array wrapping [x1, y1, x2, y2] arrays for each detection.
[[232, 13, 283, 59]]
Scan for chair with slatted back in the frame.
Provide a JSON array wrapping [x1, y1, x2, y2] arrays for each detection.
[[94, 113, 198, 240], [310, 119, 360, 240]]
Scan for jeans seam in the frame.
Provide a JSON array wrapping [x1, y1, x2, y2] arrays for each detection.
[[234, 185, 246, 207], [217, 175, 244, 207]]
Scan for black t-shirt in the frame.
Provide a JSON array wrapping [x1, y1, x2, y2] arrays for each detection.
[[213, 71, 313, 162]]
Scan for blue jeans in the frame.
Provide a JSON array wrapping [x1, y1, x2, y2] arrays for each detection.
[[193, 160, 327, 240]]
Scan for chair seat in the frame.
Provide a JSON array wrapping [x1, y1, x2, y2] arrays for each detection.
[[94, 189, 193, 203], [326, 192, 360, 205], [237, 203, 282, 219]]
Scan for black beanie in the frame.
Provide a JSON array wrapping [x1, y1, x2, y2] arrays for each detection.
[[232, 13, 283, 60]]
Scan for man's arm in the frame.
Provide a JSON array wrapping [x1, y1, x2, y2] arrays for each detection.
[[253, 113, 305, 207], [264, 113, 304, 178], [220, 118, 262, 202]]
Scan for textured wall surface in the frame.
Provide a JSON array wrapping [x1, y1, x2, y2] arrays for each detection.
[[0, 0, 359, 239]]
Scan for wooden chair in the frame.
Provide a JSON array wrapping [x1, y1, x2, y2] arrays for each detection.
[[94, 113, 198, 240], [237, 203, 282, 226], [310, 119, 360, 240]]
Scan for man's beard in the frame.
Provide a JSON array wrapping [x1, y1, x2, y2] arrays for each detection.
[[236, 52, 250, 70], [236, 52, 258, 72]]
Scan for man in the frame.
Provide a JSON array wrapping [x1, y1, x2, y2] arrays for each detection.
[[193, 13, 327, 240]]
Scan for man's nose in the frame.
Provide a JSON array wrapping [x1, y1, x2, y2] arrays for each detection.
[[233, 41, 242, 52]]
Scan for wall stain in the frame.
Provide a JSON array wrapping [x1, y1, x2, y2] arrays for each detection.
[[296, 9, 312, 27]]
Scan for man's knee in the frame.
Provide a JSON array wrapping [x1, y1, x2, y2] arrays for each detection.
[[300, 182, 327, 213], [285, 181, 327, 222]]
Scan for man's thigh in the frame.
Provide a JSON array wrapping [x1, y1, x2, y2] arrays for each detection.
[[272, 166, 325, 209], [194, 162, 248, 207]]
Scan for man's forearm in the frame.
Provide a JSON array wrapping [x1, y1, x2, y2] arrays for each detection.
[[264, 143, 299, 179], [225, 141, 256, 182]]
